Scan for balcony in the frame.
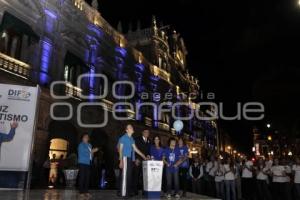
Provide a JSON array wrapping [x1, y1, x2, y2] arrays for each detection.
[[145, 117, 152, 127], [150, 65, 171, 83], [65, 82, 82, 100], [0, 52, 30, 79], [158, 122, 170, 132]]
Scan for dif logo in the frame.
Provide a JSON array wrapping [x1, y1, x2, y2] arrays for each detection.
[[8, 89, 31, 99]]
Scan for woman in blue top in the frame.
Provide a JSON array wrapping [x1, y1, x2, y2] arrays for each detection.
[[163, 137, 181, 198], [178, 137, 189, 197], [78, 133, 98, 197], [150, 135, 164, 161]]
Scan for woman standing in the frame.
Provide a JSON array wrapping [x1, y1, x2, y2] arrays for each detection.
[[150, 135, 164, 161], [178, 137, 189, 197], [255, 158, 271, 200], [78, 133, 99, 197], [215, 157, 225, 200], [224, 157, 236, 200]]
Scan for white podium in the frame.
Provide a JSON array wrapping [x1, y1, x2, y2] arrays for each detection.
[[142, 160, 164, 198]]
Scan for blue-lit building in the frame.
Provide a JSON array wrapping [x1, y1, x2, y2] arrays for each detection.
[[0, 0, 218, 188]]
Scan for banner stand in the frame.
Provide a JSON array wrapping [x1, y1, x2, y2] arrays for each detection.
[[25, 85, 41, 190], [0, 84, 40, 189]]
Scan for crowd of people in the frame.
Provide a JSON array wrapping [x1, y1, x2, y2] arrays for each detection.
[[76, 124, 300, 200]]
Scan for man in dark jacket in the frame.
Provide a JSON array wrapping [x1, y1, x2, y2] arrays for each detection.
[[132, 129, 151, 196]]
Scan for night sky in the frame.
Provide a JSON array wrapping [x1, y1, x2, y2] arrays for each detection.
[[87, 0, 300, 154]]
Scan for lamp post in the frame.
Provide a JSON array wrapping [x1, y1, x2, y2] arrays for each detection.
[[227, 145, 232, 155]]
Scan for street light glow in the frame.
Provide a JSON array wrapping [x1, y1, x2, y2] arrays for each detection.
[[267, 123, 271, 128]]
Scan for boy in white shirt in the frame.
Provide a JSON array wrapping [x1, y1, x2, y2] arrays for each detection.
[[205, 155, 217, 196], [214, 157, 225, 200], [224, 157, 236, 200], [241, 157, 254, 200], [270, 158, 292, 200], [292, 157, 300, 199]]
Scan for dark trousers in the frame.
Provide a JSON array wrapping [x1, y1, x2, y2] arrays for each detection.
[[256, 180, 271, 200], [166, 170, 179, 194], [295, 183, 300, 200], [207, 175, 216, 196], [132, 161, 143, 194], [78, 164, 90, 193], [119, 157, 133, 197], [272, 182, 292, 200], [242, 178, 254, 200], [179, 168, 188, 195], [192, 179, 201, 194], [215, 181, 225, 200]]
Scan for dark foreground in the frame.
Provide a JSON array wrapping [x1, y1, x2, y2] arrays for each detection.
[[0, 190, 220, 200]]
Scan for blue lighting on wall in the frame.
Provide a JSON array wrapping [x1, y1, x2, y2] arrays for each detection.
[[115, 47, 127, 58], [87, 24, 104, 38], [40, 38, 52, 84]]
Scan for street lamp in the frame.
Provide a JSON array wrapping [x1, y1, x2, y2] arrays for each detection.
[[227, 146, 232, 154], [267, 124, 271, 128], [267, 135, 272, 141]]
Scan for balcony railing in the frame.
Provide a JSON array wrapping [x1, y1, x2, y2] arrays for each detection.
[[0, 52, 30, 79], [65, 82, 82, 100], [158, 122, 170, 132], [150, 65, 171, 83], [145, 117, 152, 127]]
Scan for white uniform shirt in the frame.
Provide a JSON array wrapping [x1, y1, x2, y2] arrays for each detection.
[[256, 165, 269, 180], [292, 164, 300, 184], [206, 161, 217, 176], [214, 164, 225, 182], [242, 160, 253, 178], [271, 165, 291, 183], [224, 164, 235, 180]]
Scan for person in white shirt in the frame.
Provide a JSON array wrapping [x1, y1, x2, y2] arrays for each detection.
[[270, 158, 292, 200], [205, 155, 217, 196], [255, 158, 271, 200], [189, 157, 203, 194], [292, 157, 300, 199], [234, 158, 242, 200], [224, 157, 236, 200], [241, 157, 254, 200], [214, 157, 225, 200]]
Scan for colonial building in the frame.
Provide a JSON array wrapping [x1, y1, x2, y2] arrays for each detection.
[[0, 0, 218, 187]]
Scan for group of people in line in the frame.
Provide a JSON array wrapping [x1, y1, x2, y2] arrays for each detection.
[[77, 123, 300, 200]]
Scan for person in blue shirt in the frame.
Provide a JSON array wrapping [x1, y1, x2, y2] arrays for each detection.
[[163, 137, 182, 198], [78, 133, 98, 197], [150, 135, 164, 161], [118, 124, 147, 198], [0, 121, 18, 159], [178, 137, 189, 197]]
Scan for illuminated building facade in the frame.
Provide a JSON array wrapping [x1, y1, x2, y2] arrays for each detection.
[[0, 0, 218, 186]]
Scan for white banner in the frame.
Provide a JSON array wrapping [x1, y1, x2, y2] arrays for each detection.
[[0, 84, 39, 171]]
